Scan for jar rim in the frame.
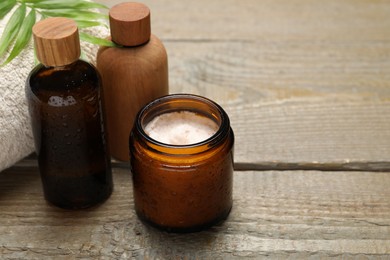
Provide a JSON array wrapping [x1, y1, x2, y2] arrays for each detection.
[[135, 94, 231, 151]]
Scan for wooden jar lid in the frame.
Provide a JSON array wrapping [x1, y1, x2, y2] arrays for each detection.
[[33, 17, 80, 67], [109, 2, 151, 46]]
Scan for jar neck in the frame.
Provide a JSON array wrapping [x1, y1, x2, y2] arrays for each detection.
[[135, 94, 231, 157]]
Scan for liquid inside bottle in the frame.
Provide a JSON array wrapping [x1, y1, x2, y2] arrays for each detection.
[[26, 60, 113, 209]]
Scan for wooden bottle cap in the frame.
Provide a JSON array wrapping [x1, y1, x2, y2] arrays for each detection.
[[109, 2, 151, 46], [33, 17, 80, 67]]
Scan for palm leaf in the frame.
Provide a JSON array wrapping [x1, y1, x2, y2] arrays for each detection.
[[79, 32, 117, 47], [0, 0, 111, 64], [32, 0, 108, 10], [0, 3, 26, 58], [76, 20, 105, 29], [2, 9, 35, 66], [40, 9, 107, 21], [0, 0, 17, 20]]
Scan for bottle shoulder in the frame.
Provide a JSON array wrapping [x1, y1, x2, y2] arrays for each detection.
[[29, 60, 98, 78], [97, 35, 168, 75], [97, 34, 167, 59], [26, 60, 101, 105]]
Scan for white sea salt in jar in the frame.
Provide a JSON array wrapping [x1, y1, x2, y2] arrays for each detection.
[[144, 110, 219, 145]]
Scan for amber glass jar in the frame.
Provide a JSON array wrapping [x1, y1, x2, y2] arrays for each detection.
[[129, 94, 234, 232]]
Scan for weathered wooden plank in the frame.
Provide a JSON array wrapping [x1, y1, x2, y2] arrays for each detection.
[[166, 40, 390, 169], [99, 0, 390, 42], [1, 166, 389, 258], [166, 41, 390, 103], [229, 100, 390, 170]]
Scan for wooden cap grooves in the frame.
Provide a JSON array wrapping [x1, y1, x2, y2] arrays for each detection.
[[109, 2, 151, 46], [33, 17, 80, 67]]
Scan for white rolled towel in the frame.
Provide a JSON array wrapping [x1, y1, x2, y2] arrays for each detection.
[[0, 11, 108, 172]]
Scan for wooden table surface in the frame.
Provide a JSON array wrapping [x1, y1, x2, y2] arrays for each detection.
[[2, 0, 390, 258]]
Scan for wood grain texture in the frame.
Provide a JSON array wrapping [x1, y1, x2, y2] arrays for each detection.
[[1, 166, 389, 258], [97, 34, 168, 161], [109, 2, 151, 46], [33, 17, 80, 67], [229, 101, 390, 170], [98, 0, 390, 42], [162, 41, 390, 169]]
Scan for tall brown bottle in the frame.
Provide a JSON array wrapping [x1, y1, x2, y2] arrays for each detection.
[[26, 17, 113, 209], [97, 2, 169, 161]]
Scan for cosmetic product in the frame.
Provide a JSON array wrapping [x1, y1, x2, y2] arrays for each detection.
[[130, 94, 234, 232], [97, 2, 169, 161], [26, 17, 113, 209]]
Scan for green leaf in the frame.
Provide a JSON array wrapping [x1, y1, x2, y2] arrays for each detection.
[[40, 9, 107, 21], [1, 0, 111, 66], [32, 0, 108, 10], [0, 3, 26, 58], [22, 0, 50, 3], [2, 8, 35, 66], [79, 32, 117, 47], [76, 20, 105, 29], [0, 0, 17, 20]]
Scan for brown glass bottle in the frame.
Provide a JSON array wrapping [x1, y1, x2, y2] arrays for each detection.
[[130, 94, 234, 232], [26, 17, 113, 209]]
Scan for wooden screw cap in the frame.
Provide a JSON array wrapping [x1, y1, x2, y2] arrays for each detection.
[[109, 2, 151, 46], [33, 17, 80, 67]]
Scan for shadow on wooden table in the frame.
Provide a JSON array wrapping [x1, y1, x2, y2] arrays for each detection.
[[0, 166, 41, 200], [0, 165, 227, 258], [116, 219, 228, 258]]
